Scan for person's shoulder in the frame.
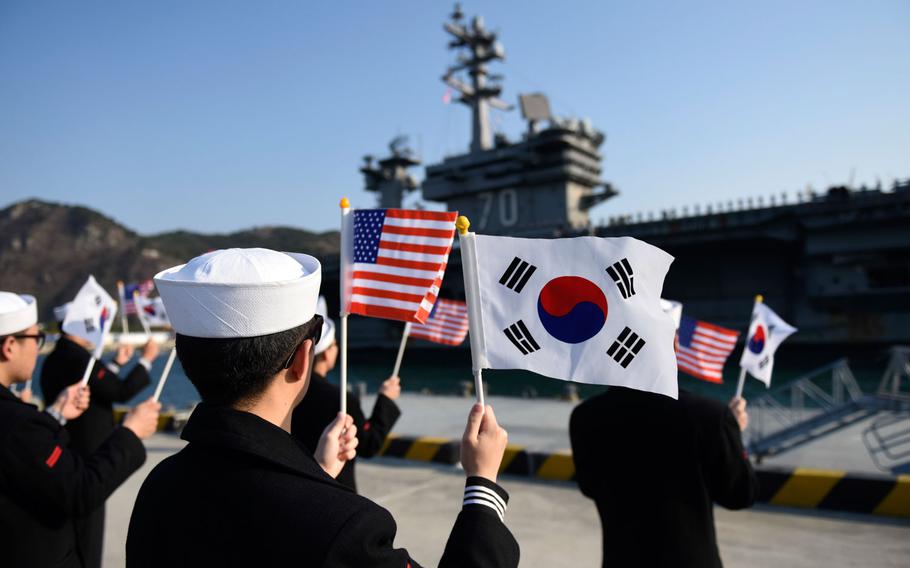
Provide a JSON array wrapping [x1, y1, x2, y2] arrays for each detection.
[[41, 338, 84, 372], [0, 395, 50, 425], [136, 447, 188, 493], [678, 390, 728, 428], [0, 400, 62, 448], [308, 376, 341, 399], [679, 390, 726, 415], [570, 390, 614, 431]]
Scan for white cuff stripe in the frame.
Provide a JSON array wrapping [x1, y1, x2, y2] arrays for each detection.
[[464, 485, 507, 511], [464, 491, 505, 516], [463, 499, 504, 521]]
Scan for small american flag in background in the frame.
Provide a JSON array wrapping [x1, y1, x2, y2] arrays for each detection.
[[409, 299, 469, 346], [345, 208, 457, 323], [122, 280, 154, 315], [676, 316, 740, 383]]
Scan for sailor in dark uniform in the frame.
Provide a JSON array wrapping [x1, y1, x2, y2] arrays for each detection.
[[570, 387, 757, 568], [40, 302, 159, 568], [292, 297, 402, 492], [127, 248, 519, 567], [0, 291, 161, 568]]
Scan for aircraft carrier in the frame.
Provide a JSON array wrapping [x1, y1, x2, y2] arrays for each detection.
[[331, 4, 910, 351]]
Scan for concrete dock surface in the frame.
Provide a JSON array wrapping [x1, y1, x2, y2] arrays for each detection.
[[104, 432, 910, 567]]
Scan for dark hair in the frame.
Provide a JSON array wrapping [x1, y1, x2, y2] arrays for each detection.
[[176, 317, 322, 407]]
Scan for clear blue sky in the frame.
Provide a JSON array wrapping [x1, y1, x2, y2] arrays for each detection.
[[2, 1, 908, 234]]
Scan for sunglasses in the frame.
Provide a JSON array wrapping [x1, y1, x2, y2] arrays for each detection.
[[283, 315, 324, 369], [8, 332, 47, 350]]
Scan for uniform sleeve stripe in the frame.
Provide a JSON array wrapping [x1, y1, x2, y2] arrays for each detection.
[[45, 445, 62, 468], [464, 491, 505, 516], [464, 485, 507, 512]]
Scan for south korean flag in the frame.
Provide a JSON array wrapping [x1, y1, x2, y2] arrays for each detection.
[[461, 233, 679, 399], [62, 275, 118, 358]]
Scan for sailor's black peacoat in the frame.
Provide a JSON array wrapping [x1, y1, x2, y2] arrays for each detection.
[[40, 334, 151, 567], [0, 384, 146, 568], [570, 387, 758, 568], [127, 403, 519, 568]]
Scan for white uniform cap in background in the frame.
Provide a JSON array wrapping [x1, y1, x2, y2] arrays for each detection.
[[0, 292, 38, 335], [53, 302, 72, 322], [154, 248, 321, 338], [313, 296, 336, 355]]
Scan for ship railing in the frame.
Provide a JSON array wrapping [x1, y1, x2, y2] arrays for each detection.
[[862, 347, 910, 473], [748, 358, 866, 454], [862, 412, 910, 474], [599, 178, 910, 228], [876, 346, 910, 403]]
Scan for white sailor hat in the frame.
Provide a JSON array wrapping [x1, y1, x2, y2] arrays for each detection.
[[0, 292, 38, 336], [313, 296, 336, 355], [154, 248, 322, 339], [53, 302, 72, 322]]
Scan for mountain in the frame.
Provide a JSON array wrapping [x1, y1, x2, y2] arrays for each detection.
[[0, 199, 340, 322]]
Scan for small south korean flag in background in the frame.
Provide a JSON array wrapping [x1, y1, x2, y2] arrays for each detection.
[[739, 301, 797, 387], [463, 235, 679, 399], [62, 275, 118, 358]]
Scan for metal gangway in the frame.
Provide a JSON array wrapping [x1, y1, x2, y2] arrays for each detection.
[[748, 347, 910, 462], [862, 347, 910, 474]]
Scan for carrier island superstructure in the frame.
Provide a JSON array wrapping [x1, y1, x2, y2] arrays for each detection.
[[337, 4, 910, 350]]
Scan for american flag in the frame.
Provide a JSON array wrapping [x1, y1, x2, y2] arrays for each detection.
[[344, 208, 457, 323], [408, 299, 469, 346], [122, 280, 154, 315], [676, 316, 740, 383]]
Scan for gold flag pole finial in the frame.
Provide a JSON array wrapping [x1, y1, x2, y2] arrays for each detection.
[[755, 294, 764, 304], [456, 216, 471, 235], [340, 197, 350, 209]]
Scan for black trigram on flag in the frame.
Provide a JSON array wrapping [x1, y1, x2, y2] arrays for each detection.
[[606, 258, 635, 299], [503, 320, 540, 355], [83, 318, 96, 333], [499, 257, 537, 294], [607, 326, 646, 368]]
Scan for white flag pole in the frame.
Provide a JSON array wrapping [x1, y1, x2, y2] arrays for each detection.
[[79, 357, 96, 387], [152, 347, 177, 402], [733, 368, 747, 399], [117, 281, 129, 334], [734, 294, 763, 399], [340, 315, 348, 416], [457, 216, 486, 407], [133, 291, 152, 338], [339, 197, 352, 417], [391, 322, 412, 378]]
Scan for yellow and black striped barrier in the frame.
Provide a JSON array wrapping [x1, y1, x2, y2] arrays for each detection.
[[112, 408, 184, 432], [377, 435, 910, 517], [755, 467, 910, 517]]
